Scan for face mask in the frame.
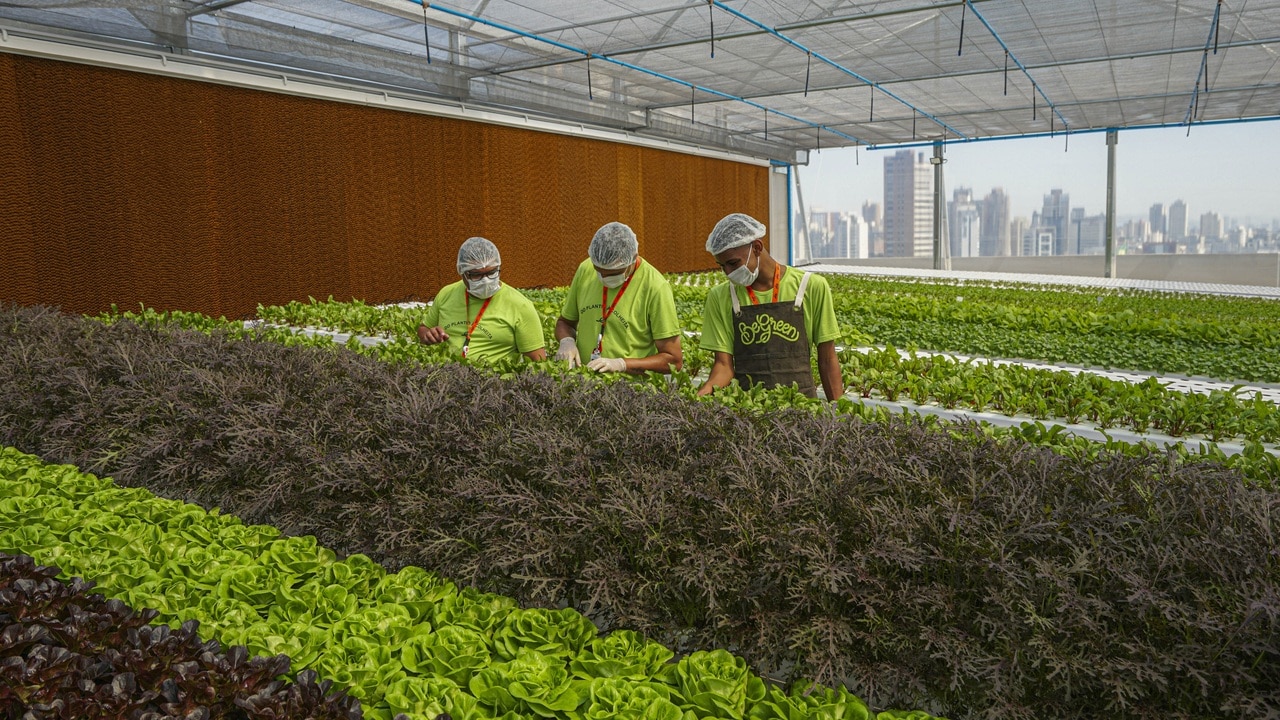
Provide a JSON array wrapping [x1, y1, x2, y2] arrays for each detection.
[[598, 271, 628, 289], [467, 274, 501, 299], [726, 247, 759, 286]]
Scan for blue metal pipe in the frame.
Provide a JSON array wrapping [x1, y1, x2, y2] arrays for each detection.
[[963, 0, 1069, 132], [710, 0, 967, 141], [861, 114, 1280, 151], [417, 0, 865, 145]]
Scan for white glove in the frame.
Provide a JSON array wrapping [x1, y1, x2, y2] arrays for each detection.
[[587, 357, 628, 373], [555, 337, 581, 368]]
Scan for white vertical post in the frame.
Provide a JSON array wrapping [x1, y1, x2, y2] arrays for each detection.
[[931, 141, 951, 271], [793, 165, 813, 264], [1105, 130, 1118, 279]]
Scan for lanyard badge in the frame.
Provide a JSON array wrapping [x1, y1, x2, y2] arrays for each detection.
[[594, 258, 639, 360], [461, 295, 492, 359]]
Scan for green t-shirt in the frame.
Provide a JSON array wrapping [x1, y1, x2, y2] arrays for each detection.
[[700, 265, 841, 355], [560, 258, 680, 359], [423, 281, 544, 363]]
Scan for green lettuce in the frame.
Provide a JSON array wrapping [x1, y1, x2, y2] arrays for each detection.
[[469, 647, 582, 718], [670, 649, 766, 720], [373, 565, 456, 622], [432, 586, 518, 635], [747, 683, 871, 720], [401, 625, 492, 686], [581, 676, 684, 720], [384, 674, 484, 720], [571, 629, 674, 680], [493, 606, 598, 661]]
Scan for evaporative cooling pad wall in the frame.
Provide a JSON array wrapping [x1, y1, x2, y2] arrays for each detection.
[[0, 53, 768, 318]]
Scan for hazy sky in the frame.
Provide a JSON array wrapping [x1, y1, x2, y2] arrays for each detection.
[[797, 120, 1280, 225]]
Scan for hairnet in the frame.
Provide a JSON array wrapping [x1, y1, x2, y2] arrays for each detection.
[[588, 222, 639, 270], [456, 236, 501, 274], [705, 213, 766, 255]]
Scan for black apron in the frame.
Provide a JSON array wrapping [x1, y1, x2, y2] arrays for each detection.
[[731, 271, 817, 398]]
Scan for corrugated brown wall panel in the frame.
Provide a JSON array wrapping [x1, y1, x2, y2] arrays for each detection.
[[0, 56, 37, 308], [1, 54, 768, 318]]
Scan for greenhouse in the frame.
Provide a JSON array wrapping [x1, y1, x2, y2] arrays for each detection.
[[3, 2, 1280, 719]]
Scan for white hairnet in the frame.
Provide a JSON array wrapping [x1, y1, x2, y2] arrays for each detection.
[[456, 236, 501, 274], [588, 222, 638, 270], [706, 213, 766, 255]]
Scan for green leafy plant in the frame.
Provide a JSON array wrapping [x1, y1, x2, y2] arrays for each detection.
[[469, 647, 583, 718], [669, 649, 767, 720]]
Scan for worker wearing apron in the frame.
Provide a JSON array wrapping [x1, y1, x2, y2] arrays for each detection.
[[698, 213, 845, 401]]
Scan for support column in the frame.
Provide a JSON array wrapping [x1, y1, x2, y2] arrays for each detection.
[[768, 164, 791, 265], [1105, 130, 1118, 279], [793, 164, 813, 265], [931, 141, 951, 271]]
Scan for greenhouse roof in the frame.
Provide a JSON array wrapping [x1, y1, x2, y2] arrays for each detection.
[[3, 0, 1279, 162]]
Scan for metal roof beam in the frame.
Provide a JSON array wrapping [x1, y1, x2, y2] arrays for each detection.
[[707, 1, 965, 139], [189, 0, 255, 17], [961, 0, 1069, 133], [482, 0, 996, 77], [415, 0, 868, 146], [465, 1, 704, 50], [640, 34, 1278, 112]]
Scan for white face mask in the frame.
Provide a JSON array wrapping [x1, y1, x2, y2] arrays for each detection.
[[726, 247, 760, 286], [467, 274, 501, 299], [598, 271, 628, 289]]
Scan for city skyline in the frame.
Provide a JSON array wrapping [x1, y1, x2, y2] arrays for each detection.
[[797, 121, 1280, 226]]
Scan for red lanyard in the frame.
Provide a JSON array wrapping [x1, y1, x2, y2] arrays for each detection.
[[595, 258, 640, 357], [745, 262, 782, 305], [461, 294, 493, 358]]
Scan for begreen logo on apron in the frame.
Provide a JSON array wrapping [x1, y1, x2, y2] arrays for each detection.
[[737, 313, 800, 346]]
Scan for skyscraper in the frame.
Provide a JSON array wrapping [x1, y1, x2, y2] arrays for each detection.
[[849, 214, 870, 259], [980, 188, 1011, 256], [860, 201, 881, 226], [861, 201, 883, 257], [1070, 208, 1086, 255], [1009, 217, 1029, 257], [1149, 203, 1166, 237], [1040, 189, 1070, 255], [948, 187, 982, 258], [883, 150, 933, 257], [1168, 200, 1188, 243], [1201, 212, 1223, 241], [1071, 208, 1107, 255]]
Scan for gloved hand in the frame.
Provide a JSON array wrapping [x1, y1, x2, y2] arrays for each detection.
[[555, 337, 581, 368], [587, 357, 628, 373]]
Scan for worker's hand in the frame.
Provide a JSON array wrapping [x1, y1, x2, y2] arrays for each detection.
[[417, 324, 449, 345], [587, 357, 627, 373], [555, 337, 581, 368]]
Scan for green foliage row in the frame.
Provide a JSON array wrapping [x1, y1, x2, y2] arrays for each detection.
[[254, 264, 1280, 383], [842, 346, 1280, 443], [0, 447, 922, 720], [95, 303, 1280, 486], [244, 275, 1280, 450], [3, 305, 1278, 719]]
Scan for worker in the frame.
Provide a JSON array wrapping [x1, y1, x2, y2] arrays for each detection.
[[553, 222, 682, 373], [697, 213, 843, 400], [417, 237, 547, 362]]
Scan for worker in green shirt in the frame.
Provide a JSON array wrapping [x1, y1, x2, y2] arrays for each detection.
[[698, 213, 844, 401], [417, 237, 548, 363], [553, 222, 683, 374]]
